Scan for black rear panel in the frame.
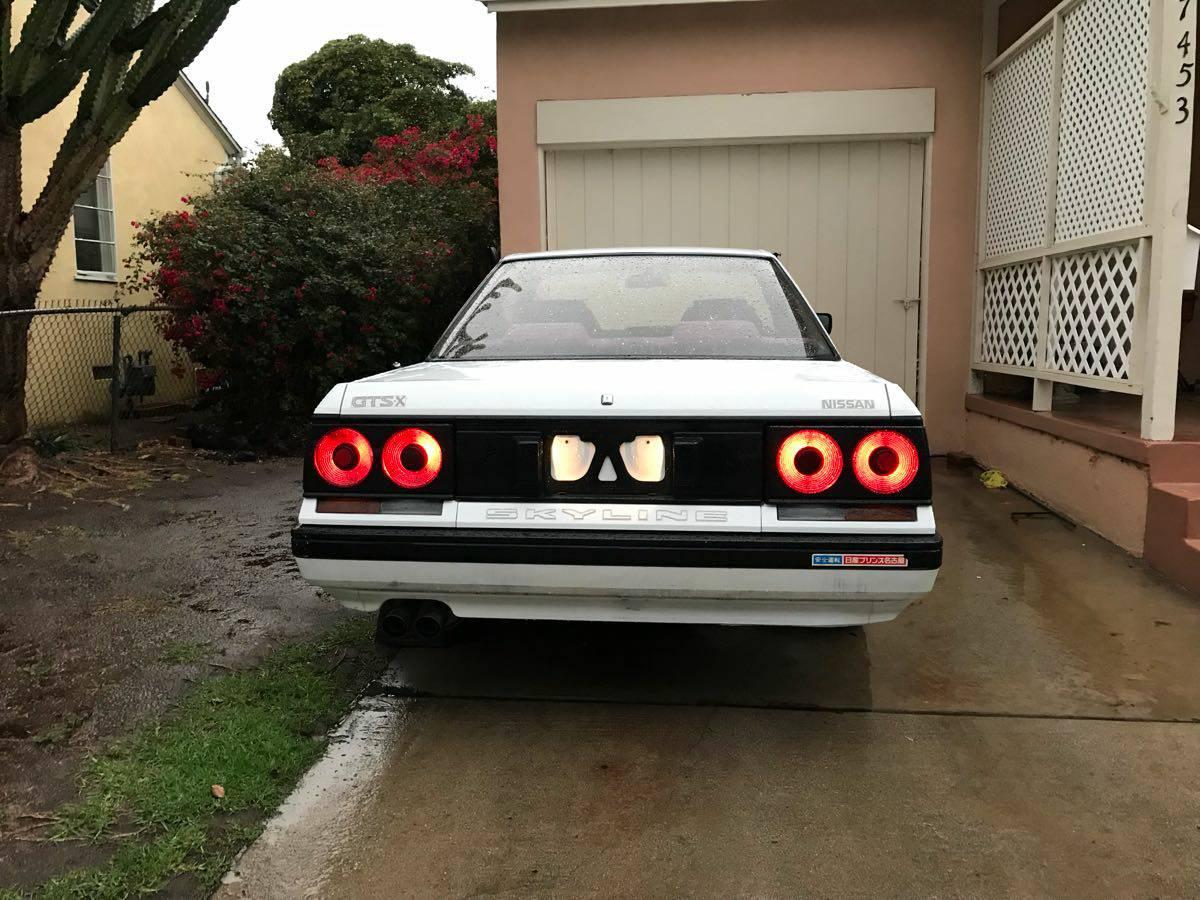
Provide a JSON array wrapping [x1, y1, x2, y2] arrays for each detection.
[[304, 417, 931, 505]]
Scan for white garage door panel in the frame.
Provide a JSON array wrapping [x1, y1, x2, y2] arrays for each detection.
[[544, 141, 925, 395]]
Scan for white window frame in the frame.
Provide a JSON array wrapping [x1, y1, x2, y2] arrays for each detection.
[[74, 159, 118, 283]]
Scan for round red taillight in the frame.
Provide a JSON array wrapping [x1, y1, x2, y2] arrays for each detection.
[[314, 428, 373, 488], [777, 430, 843, 494], [852, 431, 919, 494], [382, 428, 443, 489]]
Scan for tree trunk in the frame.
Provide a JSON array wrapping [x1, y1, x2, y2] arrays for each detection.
[[0, 310, 32, 445], [0, 130, 41, 445]]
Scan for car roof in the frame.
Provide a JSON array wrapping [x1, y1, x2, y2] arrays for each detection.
[[500, 247, 778, 263]]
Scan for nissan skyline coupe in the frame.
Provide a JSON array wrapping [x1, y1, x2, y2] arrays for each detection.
[[291, 249, 942, 642]]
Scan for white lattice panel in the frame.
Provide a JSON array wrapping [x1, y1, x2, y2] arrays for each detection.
[[1047, 242, 1140, 381], [979, 263, 1042, 367], [1054, 0, 1151, 243], [984, 31, 1055, 259]]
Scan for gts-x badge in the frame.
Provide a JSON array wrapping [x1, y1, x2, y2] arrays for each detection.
[[485, 506, 730, 523], [350, 395, 407, 409], [822, 399, 876, 410]]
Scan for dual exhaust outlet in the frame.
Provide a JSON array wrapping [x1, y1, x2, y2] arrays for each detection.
[[378, 599, 456, 645]]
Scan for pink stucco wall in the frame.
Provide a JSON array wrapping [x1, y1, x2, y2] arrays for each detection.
[[494, 0, 984, 452], [966, 411, 1150, 555]]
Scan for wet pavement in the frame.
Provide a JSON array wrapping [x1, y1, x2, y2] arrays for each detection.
[[220, 463, 1200, 898]]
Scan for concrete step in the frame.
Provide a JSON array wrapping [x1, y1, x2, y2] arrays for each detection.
[[1145, 486, 1200, 594], [1148, 482, 1200, 540], [1154, 538, 1200, 594], [1148, 442, 1200, 484]]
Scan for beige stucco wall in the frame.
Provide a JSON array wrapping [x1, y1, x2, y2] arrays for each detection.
[[13, 0, 233, 426], [494, 0, 984, 452], [966, 411, 1150, 555]]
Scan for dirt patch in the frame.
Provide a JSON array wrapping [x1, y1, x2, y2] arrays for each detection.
[[0, 441, 354, 891]]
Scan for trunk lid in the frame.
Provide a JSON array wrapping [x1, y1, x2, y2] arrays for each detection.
[[343, 359, 893, 419]]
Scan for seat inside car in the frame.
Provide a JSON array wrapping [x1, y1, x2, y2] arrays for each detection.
[[494, 322, 595, 356], [681, 297, 767, 334], [671, 319, 763, 353], [512, 299, 600, 333]]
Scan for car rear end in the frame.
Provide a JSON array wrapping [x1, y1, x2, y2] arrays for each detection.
[[291, 391, 942, 629]]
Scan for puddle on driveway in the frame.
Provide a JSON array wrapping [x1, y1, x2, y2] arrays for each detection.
[[867, 464, 1200, 720], [216, 696, 409, 899]]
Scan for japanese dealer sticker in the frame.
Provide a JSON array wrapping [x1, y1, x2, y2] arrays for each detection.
[[813, 554, 909, 568]]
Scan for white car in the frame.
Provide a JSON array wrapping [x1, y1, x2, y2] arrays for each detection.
[[292, 249, 941, 642]]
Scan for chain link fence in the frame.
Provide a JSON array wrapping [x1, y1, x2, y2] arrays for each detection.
[[2, 299, 199, 450]]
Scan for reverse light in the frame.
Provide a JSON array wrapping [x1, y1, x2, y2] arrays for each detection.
[[382, 428, 444, 489], [853, 431, 919, 494], [550, 435, 596, 482], [314, 428, 373, 488], [777, 430, 843, 494], [619, 436, 666, 483]]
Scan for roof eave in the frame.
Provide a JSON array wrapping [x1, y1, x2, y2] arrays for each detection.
[[175, 72, 244, 161], [478, 0, 767, 12]]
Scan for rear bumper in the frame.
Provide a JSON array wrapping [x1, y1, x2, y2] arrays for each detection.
[[292, 526, 942, 626], [291, 526, 943, 570]]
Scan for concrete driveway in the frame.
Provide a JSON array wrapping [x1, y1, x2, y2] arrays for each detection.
[[220, 463, 1200, 899]]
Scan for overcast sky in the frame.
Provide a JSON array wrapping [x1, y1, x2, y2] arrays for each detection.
[[186, 0, 497, 153]]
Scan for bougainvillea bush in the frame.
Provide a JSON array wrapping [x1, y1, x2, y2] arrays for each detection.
[[130, 117, 497, 446]]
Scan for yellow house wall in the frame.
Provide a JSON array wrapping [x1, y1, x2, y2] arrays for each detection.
[[13, 2, 233, 427]]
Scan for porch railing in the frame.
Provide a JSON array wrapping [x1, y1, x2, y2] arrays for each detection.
[[971, 0, 1195, 439]]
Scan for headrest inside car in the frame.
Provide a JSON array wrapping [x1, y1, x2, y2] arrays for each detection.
[[512, 300, 599, 332]]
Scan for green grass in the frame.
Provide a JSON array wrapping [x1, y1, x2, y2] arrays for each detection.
[[157, 640, 210, 666], [29, 430, 92, 459], [5, 619, 384, 899], [32, 714, 85, 747]]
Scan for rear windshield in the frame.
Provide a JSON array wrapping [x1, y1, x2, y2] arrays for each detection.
[[432, 255, 838, 361]]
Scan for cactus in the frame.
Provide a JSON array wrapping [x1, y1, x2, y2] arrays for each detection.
[[0, 0, 239, 443]]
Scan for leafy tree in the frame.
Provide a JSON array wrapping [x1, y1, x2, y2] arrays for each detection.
[[0, 0, 239, 444], [269, 35, 487, 163], [131, 118, 498, 447]]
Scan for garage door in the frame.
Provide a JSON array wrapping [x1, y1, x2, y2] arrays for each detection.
[[544, 142, 925, 396]]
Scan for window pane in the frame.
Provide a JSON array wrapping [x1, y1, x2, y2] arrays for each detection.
[[75, 240, 103, 273], [97, 208, 115, 243], [94, 176, 113, 210], [74, 160, 116, 275], [435, 255, 837, 361], [74, 206, 101, 240]]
